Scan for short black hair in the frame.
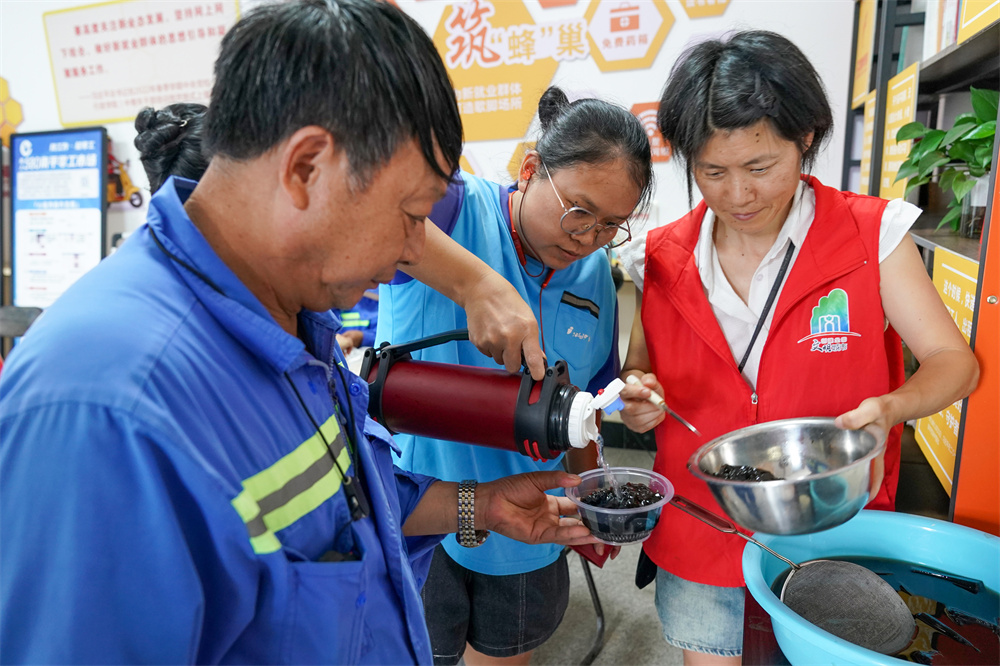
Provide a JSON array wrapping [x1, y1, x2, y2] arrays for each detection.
[[205, 0, 462, 186], [657, 31, 833, 205], [134, 103, 209, 194], [535, 86, 653, 218]]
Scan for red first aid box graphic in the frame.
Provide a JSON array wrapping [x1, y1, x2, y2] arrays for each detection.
[[609, 3, 640, 32]]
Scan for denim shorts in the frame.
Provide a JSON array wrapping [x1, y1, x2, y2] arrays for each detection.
[[421, 544, 569, 664], [654, 567, 744, 657]]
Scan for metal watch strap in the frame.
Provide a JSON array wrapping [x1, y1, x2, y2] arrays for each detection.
[[456, 480, 488, 548]]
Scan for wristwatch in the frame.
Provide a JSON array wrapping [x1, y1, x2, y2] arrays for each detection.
[[456, 479, 489, 548]]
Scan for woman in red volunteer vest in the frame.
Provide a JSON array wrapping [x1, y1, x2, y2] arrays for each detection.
[[617, 31, 980, 665]]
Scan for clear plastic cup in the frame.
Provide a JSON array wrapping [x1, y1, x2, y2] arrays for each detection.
[[566, 467, 673, 545]]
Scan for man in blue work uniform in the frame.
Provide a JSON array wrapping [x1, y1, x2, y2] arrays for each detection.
[[0, 1, 597, 663]]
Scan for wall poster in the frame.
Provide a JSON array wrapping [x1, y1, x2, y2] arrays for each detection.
[[914, 247, 980, 496], [858, 90, 877, 195], [11, 128, 107, 309], [43, 0, 239, 127], [851, 0, 877, 109], [879, 62, 918, 199]]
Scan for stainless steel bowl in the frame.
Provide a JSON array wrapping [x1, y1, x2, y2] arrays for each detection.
[[687, 417, 886, 535]]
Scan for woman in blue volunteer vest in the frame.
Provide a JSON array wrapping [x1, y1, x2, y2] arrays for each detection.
[[616, 31, 979, 664], [378, 86, 653, 665]]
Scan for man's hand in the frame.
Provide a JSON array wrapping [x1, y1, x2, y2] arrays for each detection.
[[477, 471, 598, 546], [464, 271, 546, 380]]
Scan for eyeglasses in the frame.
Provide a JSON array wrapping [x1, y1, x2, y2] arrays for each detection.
[[541, 162, 632, 249]]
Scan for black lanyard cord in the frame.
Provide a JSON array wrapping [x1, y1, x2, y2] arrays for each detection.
[[737, 241, 796, 374], [149, 226, 225, 296], [285, 372, 370, 521]]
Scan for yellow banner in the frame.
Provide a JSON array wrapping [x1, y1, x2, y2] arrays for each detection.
[[858, 90, 877, 195], [914, 247, 980, 495], [957, 0, 1000, 44], [879, 62, 918, 199], [852, 0, 877, 109]]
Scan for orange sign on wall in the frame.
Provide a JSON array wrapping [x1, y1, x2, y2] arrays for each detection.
[[434, 0, 583, 142], [630, 102, 670, 163], [879, 62, 918, 199]]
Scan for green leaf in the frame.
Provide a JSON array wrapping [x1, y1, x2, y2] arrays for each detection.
[[953, 173, 978, 201], [971, 87, 1000, 124], [937, 205, 962, 232], [910, 130, 947, 159], [917, 150, 950, 176], [904, 176, 930, 198], [894, 161, 922, 183], [969, 165, 987, 178], [896, 121, 929, 141], [954, 112, 979, 126], [938, 167, 960, 192], [948, 141, 979, 163], [942, 118, 978, 145], [961, 120, 996, 141], [975, 143, 994, 170]]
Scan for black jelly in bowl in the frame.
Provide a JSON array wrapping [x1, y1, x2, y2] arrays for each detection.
[[566, 467, 674, 545]]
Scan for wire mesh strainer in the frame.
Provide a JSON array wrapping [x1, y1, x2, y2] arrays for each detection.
[[670, 495, 916, 654]]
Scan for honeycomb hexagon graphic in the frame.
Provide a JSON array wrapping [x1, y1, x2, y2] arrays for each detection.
[[1, 77, 25, 148]]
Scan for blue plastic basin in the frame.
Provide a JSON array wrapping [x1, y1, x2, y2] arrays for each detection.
[[743, 510, 1000, 665]]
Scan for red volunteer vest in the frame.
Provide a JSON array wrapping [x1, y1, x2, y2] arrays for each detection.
[[641, 176, 904, 587]]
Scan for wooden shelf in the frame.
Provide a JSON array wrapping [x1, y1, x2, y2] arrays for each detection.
[[919, 19, 1000, 95], [909, 214, 983, 262]]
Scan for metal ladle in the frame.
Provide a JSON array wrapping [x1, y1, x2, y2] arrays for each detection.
[[669, 495, 917, 655]]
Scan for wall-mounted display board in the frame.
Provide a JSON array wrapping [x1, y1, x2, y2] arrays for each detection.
[[956, 0, 1000, 44], [10, 127, 106, 309], [851, 0, 877, 109], [879, 62, 919, 199], [913, 247, 979, 495], [858, 90, 877, 194]]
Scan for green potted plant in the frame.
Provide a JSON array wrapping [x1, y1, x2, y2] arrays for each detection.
[[894, 87, 997, 234]]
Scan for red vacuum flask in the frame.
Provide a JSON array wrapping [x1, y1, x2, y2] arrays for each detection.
[[360, 330, 624, 460]]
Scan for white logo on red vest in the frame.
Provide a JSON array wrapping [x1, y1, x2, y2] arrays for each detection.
[[797, 288, 861, 353]]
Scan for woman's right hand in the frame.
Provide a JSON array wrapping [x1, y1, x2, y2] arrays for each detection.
[[619, 372, 666, 433]]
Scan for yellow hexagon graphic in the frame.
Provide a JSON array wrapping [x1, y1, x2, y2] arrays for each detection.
[[680, 0, 732, 19], [4, 99, 24, 128], [507, 141, 536, 182], [433, 0, 558, 142], [584, 0, 673, 72], [0, 77, 24, 148]]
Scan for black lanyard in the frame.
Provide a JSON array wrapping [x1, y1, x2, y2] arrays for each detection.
[[737, 241, 796, 374]]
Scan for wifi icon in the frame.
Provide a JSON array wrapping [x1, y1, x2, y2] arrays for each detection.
[[637, 108, 659, 138]]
